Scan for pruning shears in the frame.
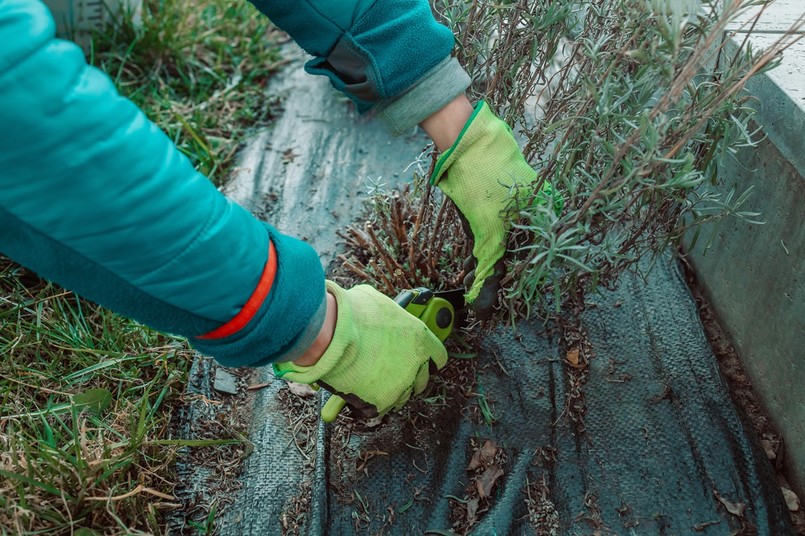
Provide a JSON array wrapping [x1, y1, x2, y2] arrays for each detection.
[[319, 287, 465, 422]]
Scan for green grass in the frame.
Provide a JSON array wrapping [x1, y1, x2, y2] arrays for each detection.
[[89, 0, 284, 185], [0, 265, 193, 533], [1, 0, 282, 532]]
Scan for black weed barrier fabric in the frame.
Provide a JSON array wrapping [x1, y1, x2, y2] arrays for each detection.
[[298, 260, 792, 535], [174, 55, 791, 535]]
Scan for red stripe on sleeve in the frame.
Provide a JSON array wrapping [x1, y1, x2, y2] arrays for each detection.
[[196, 240, 277, 340]]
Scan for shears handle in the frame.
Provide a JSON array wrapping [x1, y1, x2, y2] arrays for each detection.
[[319, 288, 454, 422]]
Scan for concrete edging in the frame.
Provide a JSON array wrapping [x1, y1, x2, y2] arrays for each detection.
[[687, 0, 805, 494]]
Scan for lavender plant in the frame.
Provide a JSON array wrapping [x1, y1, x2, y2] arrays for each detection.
[[432, 0, 803, 317]]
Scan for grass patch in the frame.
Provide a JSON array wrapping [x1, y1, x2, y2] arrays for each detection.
[[1, 0, 282, 532], [90, 0, 284, 185], [0, 262, 195, 533]]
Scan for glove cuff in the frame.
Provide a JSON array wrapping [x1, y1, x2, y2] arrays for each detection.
[[273, 280, 353, 383], [429, 100, 489, 186]]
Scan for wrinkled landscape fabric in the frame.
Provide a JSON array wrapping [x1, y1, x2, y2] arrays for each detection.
[[173, 55, 792, 535], [306, 259, 792, 534]]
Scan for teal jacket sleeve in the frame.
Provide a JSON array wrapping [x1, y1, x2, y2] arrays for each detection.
[[0, 0, 325, 367], [250, 0, 471, 134]]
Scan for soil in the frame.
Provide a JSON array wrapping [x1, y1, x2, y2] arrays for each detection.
[[680, 255, 805, 534], [324, 333, 480, 507]]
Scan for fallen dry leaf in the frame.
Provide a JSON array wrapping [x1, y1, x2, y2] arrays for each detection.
[[247, 382, 270, 391], [466, 497, 479, 524], [468, 440, 499, 470], [475, 464, 504, 499], [566, 348, 582, 369], [781, 487, 800, 512], [281, 148, 298, 164], [713, 490, 746, 517], [760, 439, 776, 460], [692, 520, 721, 531]]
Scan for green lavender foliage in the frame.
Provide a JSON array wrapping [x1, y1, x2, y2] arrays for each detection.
[[434, 0, 803, 316]]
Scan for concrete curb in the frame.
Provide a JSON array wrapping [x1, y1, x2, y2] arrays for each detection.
[[688, 0, 805, 494]]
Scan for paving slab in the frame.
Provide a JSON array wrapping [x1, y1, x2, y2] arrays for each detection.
[[174, 44, 794, 534], [727, 0, 804, 34]]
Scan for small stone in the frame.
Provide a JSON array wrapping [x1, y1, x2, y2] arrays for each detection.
[[287, 382, 316, 398], [364, 415, 384, 428], [781, 487, 800, 512], [213, 369, 239, 395], [760, 439, 776, 460]]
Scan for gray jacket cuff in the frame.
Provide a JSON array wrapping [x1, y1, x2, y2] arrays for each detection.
[[376, 57, 471, 136]]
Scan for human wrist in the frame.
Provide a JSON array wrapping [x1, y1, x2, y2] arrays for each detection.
[[419, 94, 474, 152], [293, 291, 337, 367]]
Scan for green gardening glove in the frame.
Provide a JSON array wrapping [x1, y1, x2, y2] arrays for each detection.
[[431, 101, 559, 318], [273, 280, 448, 420]]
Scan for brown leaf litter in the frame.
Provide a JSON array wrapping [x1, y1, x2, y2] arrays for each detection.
[[449, 438, 507, 534]]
